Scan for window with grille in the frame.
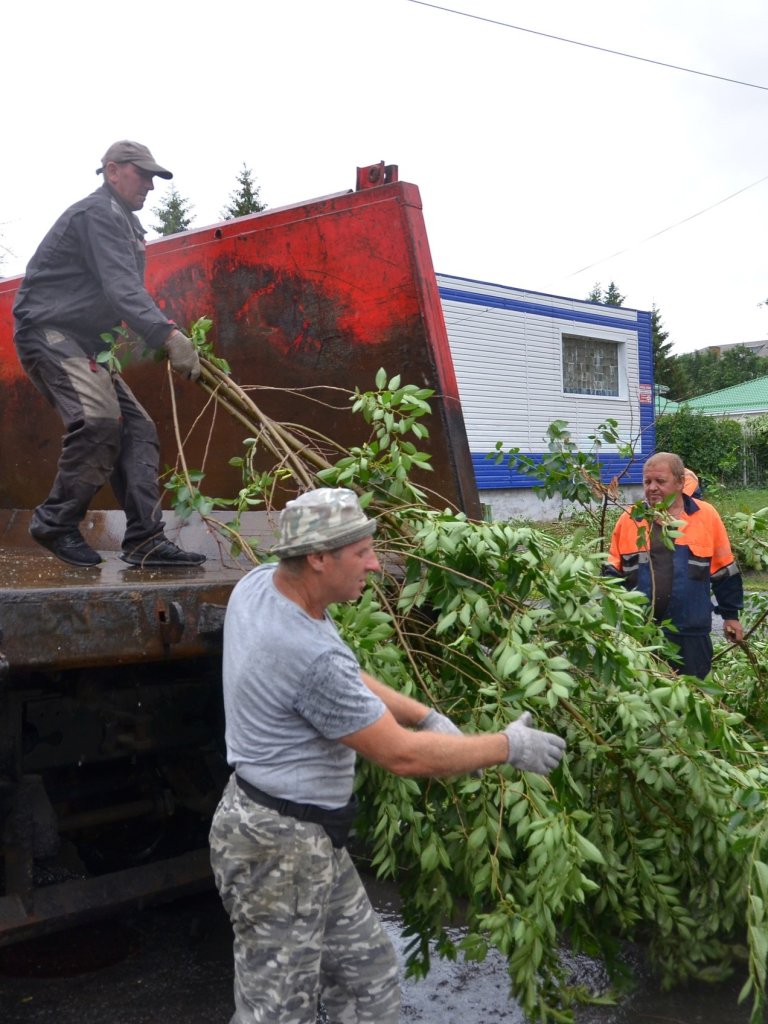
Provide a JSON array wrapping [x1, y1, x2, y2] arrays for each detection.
[[562, 334, 621, 396]]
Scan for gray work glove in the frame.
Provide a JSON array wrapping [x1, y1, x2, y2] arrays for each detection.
[[417, 709, 463, 736], [165, 329, 201, 381], [504, 712, 566, 775]]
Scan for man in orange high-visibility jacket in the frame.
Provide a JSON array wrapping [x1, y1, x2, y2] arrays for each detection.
[[606, 452, 743, 679]]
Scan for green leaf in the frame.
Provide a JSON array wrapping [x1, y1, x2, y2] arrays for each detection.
[[435, 610, 458, 635], [420, 843, 439, 873], [574, 833, 606, 865], [468, 825, 488, 849]]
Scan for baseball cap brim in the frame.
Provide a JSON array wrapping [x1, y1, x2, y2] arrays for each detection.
[[131, 159, 173, 180]]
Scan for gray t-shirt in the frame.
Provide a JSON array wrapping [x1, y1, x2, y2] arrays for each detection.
[[222, 563, 386, 808]]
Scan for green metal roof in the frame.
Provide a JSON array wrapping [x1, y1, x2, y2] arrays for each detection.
[[656, 375, 768, 417], [655, 394, 679, 415]]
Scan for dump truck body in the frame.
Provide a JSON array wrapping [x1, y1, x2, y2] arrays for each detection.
[[0, 165, 479, 943]]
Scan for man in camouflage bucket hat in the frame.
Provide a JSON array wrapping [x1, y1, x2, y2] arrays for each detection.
[[210, 487, 566, 1023]]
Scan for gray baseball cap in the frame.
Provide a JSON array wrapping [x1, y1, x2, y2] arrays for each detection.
[[271, 488, 376, 558], [96, 140, 173, 179]]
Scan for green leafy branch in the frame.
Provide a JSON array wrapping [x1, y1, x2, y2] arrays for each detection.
[[96, 325, 131, 374], [162, 322, 768, 1023]]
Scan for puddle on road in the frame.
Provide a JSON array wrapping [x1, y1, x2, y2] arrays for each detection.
[[363, 877, 755, 1024], [0, 882, 755, 1024]]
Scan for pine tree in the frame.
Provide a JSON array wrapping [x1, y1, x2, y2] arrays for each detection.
[[651, 305, 687, 399], [586, 281, 624, 306], [603, 280, 625, 306], [221, 164, 266, 220], [151, 186, 195, 236], [0, 225, 9, 271]]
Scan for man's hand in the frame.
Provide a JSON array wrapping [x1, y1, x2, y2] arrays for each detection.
[[504, 712, 566, 775], [417, 709, 463, 737], [723, 619, 743, 643], [165, 329, 201, 381]]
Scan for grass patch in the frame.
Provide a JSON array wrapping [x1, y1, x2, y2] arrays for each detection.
[[743, 570, 768, 591], [709, 486, 768, 517], [706, 487, 768, 590]]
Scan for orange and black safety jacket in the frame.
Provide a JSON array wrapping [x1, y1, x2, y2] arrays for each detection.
[[605, 494, 743, 635]]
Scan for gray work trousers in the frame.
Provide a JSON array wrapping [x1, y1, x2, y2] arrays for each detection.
[[209, 775, 401, 1024], [14, 326, 164, 547]]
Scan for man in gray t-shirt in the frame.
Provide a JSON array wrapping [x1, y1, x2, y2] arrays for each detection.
[[223, 560, 385, 808], [209, 488, 566, 1024]]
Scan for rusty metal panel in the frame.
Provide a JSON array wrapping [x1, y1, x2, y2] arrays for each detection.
[[0, 511, 261, 673], [0, 176, 480, 518], [0, 563, 235, 672], [0, 847, 213, 947]]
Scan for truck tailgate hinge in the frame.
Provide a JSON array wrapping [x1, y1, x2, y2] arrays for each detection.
[[356, 162, 398, 190], [157, 600, 185, 647]]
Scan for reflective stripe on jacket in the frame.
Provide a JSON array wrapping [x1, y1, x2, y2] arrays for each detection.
[[606, 494, 743, 635]]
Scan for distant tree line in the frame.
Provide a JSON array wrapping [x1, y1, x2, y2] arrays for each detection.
[[667, 345, 768, 401], [150, 163, 266, 236]]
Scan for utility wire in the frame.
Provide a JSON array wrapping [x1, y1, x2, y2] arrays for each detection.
[[407, 0, 768, 92], [409, 2, 768, 279], [568, 173, 768, 276]]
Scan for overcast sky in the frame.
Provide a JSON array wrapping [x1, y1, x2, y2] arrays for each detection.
[[3, 0, 767, 355]]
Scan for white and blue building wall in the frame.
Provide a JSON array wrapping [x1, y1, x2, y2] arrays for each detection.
[[437, 273, 655, 520]]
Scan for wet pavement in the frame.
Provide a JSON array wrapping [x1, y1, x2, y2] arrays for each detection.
[[0, 878, 756, 1024]]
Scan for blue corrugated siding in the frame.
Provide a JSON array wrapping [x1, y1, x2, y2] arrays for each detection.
[[438, 279, 655, 491], [636, 308, 655, 475], [440, 285, 640, 331], [472, 451, 644, 489]]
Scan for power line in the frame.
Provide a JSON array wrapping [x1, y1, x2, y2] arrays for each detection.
[[568, 173, 768, 277], [409, 1, 768, 286], [407, 0, 768, 92]]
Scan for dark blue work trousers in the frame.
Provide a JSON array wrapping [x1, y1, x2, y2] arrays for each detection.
[[663, 629, 714, 680]]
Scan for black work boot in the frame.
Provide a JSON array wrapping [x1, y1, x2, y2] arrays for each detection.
[[121, 536, 206, 567], [29, 527, 103, 567]]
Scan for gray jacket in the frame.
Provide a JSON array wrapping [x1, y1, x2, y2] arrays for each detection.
[[13, 183, 173, 355]]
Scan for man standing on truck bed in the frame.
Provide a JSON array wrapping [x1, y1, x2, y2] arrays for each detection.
[[12, 139, 206, 568], [209, 486, 567, 1024]]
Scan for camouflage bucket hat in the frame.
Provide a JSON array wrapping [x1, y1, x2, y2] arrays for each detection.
[[271, 488, 376, 558]]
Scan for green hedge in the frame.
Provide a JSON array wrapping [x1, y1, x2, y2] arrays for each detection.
[[654, 408, 743, 484]]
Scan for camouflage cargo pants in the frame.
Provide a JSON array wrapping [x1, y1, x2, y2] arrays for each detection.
[[209, 775, 401, 1024]]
